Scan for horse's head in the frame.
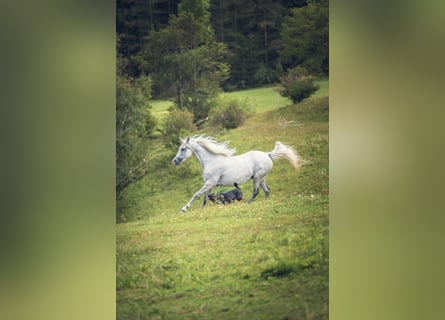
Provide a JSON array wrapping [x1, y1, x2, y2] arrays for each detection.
[[172, 137, 193, 166]]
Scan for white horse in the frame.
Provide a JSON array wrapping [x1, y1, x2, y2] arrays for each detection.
[[172, 135, 303, 212]]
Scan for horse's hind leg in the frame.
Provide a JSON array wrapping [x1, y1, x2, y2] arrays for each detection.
[[247, 179, 261, 203], [260, 181, 270, 199]]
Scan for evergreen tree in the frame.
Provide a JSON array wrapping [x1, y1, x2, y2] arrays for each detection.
[[117, 0, 180, 76], [280, 0, 328, 75], [210, 0, 291, 89]]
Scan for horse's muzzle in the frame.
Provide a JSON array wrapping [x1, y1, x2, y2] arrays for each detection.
[[172, 157, 182, 166]]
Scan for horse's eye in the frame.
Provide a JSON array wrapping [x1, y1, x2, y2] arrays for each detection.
[[181, 147, 186, 152]]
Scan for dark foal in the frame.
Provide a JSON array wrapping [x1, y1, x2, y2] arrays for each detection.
[[208, 183, 243, 205]]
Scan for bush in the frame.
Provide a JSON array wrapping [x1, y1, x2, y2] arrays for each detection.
[[162, 108, 197, 149], [209, 97, 252, 129], [278, 66, 319, 104]]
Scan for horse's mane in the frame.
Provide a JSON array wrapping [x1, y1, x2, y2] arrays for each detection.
[[188, 135, 236, 157]]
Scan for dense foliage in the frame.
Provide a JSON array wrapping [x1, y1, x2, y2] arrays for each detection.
[[280, 0, 329, 75], [116, 74, 155, 196], [142, 0, 230, 122], [117, 0, 328, 91]]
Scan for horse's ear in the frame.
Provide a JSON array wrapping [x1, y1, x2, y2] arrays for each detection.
[[186, 137, 190, 143]]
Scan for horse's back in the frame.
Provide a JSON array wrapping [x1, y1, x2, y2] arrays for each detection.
[[240, 150, 270, 162], [243, 150, 273, 172]]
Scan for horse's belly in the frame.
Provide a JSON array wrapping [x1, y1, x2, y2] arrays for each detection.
[[217, 171, 252, 186]]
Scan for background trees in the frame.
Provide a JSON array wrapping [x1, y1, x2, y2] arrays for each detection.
[[142, 0, 230, 122], [117, 0, 329, 92], [116, 0, 180, 76], [116, 70, 155, 196], [280, 0, 328, 75]]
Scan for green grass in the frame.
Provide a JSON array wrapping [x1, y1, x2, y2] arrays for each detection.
[[221, 86, 291, 113], [313, 77, 329, 97], [150, 99, 174, 120], [222, 79, 328, 114], [117, 198, 328, 319], [149, 79, 329, 121], [117, 85, 329, 319]]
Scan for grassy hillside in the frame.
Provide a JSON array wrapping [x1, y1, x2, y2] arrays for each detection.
[[150, 79, 328, 120], [117, 88, 329, 319]]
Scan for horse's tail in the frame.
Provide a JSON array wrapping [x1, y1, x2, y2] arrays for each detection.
[[268, 141, 303, 169]]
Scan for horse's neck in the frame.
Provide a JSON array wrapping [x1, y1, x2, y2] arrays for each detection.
[[192, 144, 217, 168]]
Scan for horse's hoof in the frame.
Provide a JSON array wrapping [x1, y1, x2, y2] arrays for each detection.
[[181, 207, 187, 213]]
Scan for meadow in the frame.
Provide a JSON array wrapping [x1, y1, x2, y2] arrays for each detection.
[[150, 79, 328, 119], [117, 83, 329, 319]]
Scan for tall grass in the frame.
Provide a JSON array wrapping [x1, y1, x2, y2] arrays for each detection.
[[117, 88, 329, 319]]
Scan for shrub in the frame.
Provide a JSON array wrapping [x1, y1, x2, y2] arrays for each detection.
[[162, 108, 197, 149], [209, 97, 252, 129], [278, 66, 319, 104]]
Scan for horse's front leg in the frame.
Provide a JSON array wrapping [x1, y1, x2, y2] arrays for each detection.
[[181, 182, 213, 212]]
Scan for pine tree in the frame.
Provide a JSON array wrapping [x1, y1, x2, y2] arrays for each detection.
[[280, 0, 328, 75]]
